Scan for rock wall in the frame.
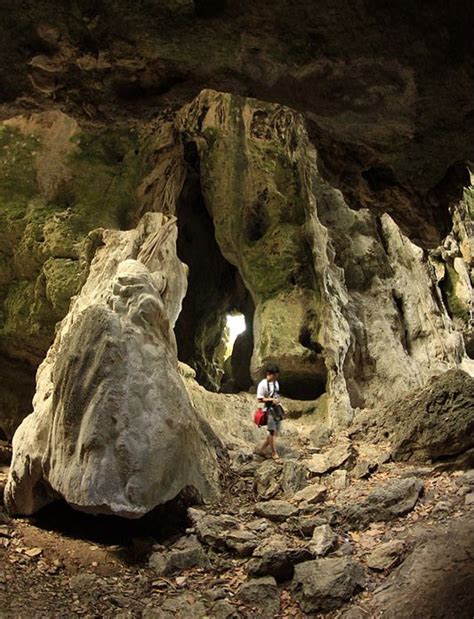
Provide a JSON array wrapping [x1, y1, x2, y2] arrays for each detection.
[[174, 90, 470, 425], [0, 90, 472, 442], [5, 213, 221, 517], [0, 111, 153, 437]]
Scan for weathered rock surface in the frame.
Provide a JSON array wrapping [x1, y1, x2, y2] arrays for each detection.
[[248, 536, 312, 582], [149, 536, 209, 575], [293, 557, 366, 612], [369, 516, 474, 618], [351, 370, 474, 462], [338, 477, 424, 529], [293, 484, 327, 505], [303, 440, 354, 475], [254, 500, 299, 522], [5, 214, 221, 517], [237, 577, 280, 617], [0, 112, 153, 436], [366, 539, 405, 570], [309, 524, 337, 557]]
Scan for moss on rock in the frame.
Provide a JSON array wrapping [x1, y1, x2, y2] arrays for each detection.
[[0, 112, 153, 435]]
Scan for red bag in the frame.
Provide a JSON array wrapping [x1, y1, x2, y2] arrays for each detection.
[[254, 408, 267, 427]]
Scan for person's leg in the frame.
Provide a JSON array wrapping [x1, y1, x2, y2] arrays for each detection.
[[257, 434, 270, 454], [269, 430, 279, 459]]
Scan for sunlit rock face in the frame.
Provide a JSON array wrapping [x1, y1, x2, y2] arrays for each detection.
[[5, 213, 221, 518], [1, 89, 472, 445], [174, 90, 470, 425]]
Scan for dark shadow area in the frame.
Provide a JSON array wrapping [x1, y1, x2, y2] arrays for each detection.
[[29, 489, 199, 564], [174, 142, 254, 392]]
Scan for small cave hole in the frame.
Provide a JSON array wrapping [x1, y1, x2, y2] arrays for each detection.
[[225, 313, 246, 358], [174, 153, 254, 393]]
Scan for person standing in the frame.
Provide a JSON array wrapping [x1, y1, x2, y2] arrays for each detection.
[[255, 366, 283, 460]]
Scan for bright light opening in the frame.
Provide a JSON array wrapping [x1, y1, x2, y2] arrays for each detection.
[[225, 313, 246, 357]]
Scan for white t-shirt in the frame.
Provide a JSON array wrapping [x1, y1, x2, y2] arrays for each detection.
[[257, 379, 280, 403]]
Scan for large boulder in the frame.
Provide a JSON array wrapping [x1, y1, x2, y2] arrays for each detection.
[[293, 556, 366, 613], [368, 516, 474, 618], [5, 213, 221, 518], [337, 477, 424, 529], [351, 370, 474, 462]]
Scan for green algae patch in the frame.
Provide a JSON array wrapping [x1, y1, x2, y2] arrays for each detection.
[[0, 116, 153, 376], [444, 263, 469, 321], [69, 128, 151, 233]]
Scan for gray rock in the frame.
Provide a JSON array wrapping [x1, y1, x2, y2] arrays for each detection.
[[149, 536, 209, 575], [254, 500, 298, 522], [465, 492, 474, 506], [280, 460, 308, 496], [224, 529, 259, 557], [292, 513, 332, 537], [366, 539, 405, 570], [145, 593, 207, 618], [293, 557, 366, 612], [237, 576, 279, 616], [304, 440, 353, 476], [330, 470, 348, 489], [254, 460, 282, 499], [369, 516, 474, 617], [351, 370, 474, 463], [210, 599, 241, 619], [309, 524, 337, 556], [293, 484, 327, 505], [248, 536, 312, 582], [5, 214, 221, 518], [188, 509, 241, 549], [340, 477, 423, 529]]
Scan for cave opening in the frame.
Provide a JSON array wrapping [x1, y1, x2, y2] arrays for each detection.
[[174, 143, 254, 394]]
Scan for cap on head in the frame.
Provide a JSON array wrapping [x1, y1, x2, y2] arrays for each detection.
[[265, 365, 279, 376]]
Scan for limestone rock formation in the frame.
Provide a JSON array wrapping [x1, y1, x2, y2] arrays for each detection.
[[350, 369, 474, 462], [0, 111, 153, 437], [5, 213, 221, 517]]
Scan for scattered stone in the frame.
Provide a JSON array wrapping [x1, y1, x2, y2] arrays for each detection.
[[254, 460, 282, 499], [352, 461, 373, 479], [309, 524, 337, 556], [254, 500, 298, 522], [210, 599, 240, 619], [293, 556, 366, 612], [224, 529, 259, 557], [147, 593, 207, 618], [293, 483, 327, 505], [188, 510, 240, 549], [330, 470, 348, 489], [465, 492, 474, 506], [292, 513, 332, 537], [366, 540, 405, 570], [248, 536, 312, 581], [459, 469, 474, 487], [280, 460, 308, 496], [304, 454, 331, 475], [0, 526, 11, 537], [304, 440, 353, 476], [340, 477, 423, 529], [149, 536, 209, 575], [237, 576, 279, 616], [24, 547, 42, 558]]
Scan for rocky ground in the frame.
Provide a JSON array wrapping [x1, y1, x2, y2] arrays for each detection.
[[1, 422, 473, 619]]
